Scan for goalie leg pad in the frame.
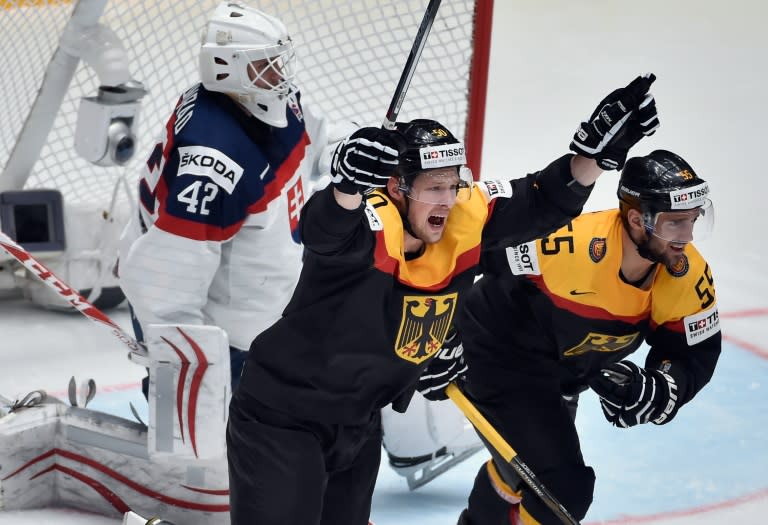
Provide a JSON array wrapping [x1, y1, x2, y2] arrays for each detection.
[[382, 391, 484, 489], [382, 391, 482, 457], [146, 323, 231, 460]]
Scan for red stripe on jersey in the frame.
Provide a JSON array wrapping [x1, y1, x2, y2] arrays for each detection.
[[409, 244, 481, 290], [162, 108, 178, 163], [372, 232, 481, 292], [156, 214, 244, 241], [248, 131, 311, 214], [373, 236, 398, 276], [456, 245, 481, 276], [139, 104, 178, 215], [485, 197, 498, 224], [153, 175, 245, 241], [287, 177, 305, 233], [653, 318, 685, 333], [530, 274, 649, 324]]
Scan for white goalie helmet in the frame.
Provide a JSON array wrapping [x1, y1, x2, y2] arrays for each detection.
[[199, 2, 297, 127]]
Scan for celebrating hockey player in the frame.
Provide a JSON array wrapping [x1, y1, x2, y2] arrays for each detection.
[[118, 2, 334, 395], [226, 74, 660, 524], [455, 150, 720, 524], [381, 325, 485, 491]]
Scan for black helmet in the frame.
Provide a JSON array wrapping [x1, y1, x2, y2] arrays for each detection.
[[393, 119, 466, 184], [618, 150, 710, 218]]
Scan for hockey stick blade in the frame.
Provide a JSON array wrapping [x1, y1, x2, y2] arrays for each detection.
[[446, 383, 581, 525], [0, 231, 149, 365], [382, 0, 442, 129]]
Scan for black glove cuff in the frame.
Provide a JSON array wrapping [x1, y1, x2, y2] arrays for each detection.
[[537, 154, 592, 211], [332, 178, 360, 195], [569, 134, 598, 160]]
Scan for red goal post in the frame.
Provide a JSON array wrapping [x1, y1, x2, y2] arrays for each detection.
[[0, 0, 494, 208]]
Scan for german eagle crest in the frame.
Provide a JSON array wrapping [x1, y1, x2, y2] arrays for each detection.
[[394, 293, 457, 364]]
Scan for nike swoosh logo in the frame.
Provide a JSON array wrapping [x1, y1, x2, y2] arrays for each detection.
[[569, 290, 596, 296]]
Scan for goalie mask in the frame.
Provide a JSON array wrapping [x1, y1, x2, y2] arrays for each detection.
[[199, 2, 296, 127], [618, 149, 714, 245]]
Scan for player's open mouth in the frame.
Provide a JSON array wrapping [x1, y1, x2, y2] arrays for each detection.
[[428, 214, 446, 228]]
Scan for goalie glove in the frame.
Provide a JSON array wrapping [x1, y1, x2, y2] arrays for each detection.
[[416, 329, 468, 401], [589, 360, 679, 428], [330, 127, 401, 194], [570, 73, 660, 170]]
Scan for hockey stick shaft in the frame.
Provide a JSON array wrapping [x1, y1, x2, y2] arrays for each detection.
[[0, 231, 148, 364], [446, 383, 581, 525], [382, 0, 442, 130]]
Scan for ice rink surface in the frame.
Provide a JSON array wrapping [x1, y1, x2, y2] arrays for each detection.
[[2, 0, 768, 523]]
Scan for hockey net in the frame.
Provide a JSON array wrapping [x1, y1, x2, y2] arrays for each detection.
[[0, 0, 492, 305], [0, 0, 492, 206]]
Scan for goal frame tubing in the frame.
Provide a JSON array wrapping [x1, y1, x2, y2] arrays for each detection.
[[465, 0, 494, 180]]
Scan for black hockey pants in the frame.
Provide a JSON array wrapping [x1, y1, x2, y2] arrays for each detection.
[[227, 388, 382, 525], [462, 364, 595, 525]]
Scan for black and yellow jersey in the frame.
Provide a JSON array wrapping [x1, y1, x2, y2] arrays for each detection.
[[461, 209, 721, 405], [238, 154, 592, 424]]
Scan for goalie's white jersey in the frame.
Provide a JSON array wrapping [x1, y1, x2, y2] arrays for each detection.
[[119, 84, 330, 350]]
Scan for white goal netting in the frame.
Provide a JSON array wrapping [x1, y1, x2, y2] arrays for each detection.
[[0, 0, 491, 209]]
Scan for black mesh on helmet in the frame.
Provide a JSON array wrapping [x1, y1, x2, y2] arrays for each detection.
[[618, 150, 706, 215]]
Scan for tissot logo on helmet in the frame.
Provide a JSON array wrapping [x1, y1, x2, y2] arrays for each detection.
[[395, 119, 466, 177], [618, 151, 715, 244], [419, 143, 466, 169], [670, 182, 709, 210]]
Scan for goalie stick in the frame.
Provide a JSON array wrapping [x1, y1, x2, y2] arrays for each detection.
[[445, 383, 581, 525], [382, 0, 442, 130], [0, 230, 149, 366]]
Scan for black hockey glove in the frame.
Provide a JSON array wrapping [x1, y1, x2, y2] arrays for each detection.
[[416, 329, 468, 401], [330, 127, 401, 194], [589, 360, 679, 428], [570, 73, 660, 170]]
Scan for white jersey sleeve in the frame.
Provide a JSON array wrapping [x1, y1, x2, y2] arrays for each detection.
[[119, 227, 221, 329], [301, 102, 356, 183]]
